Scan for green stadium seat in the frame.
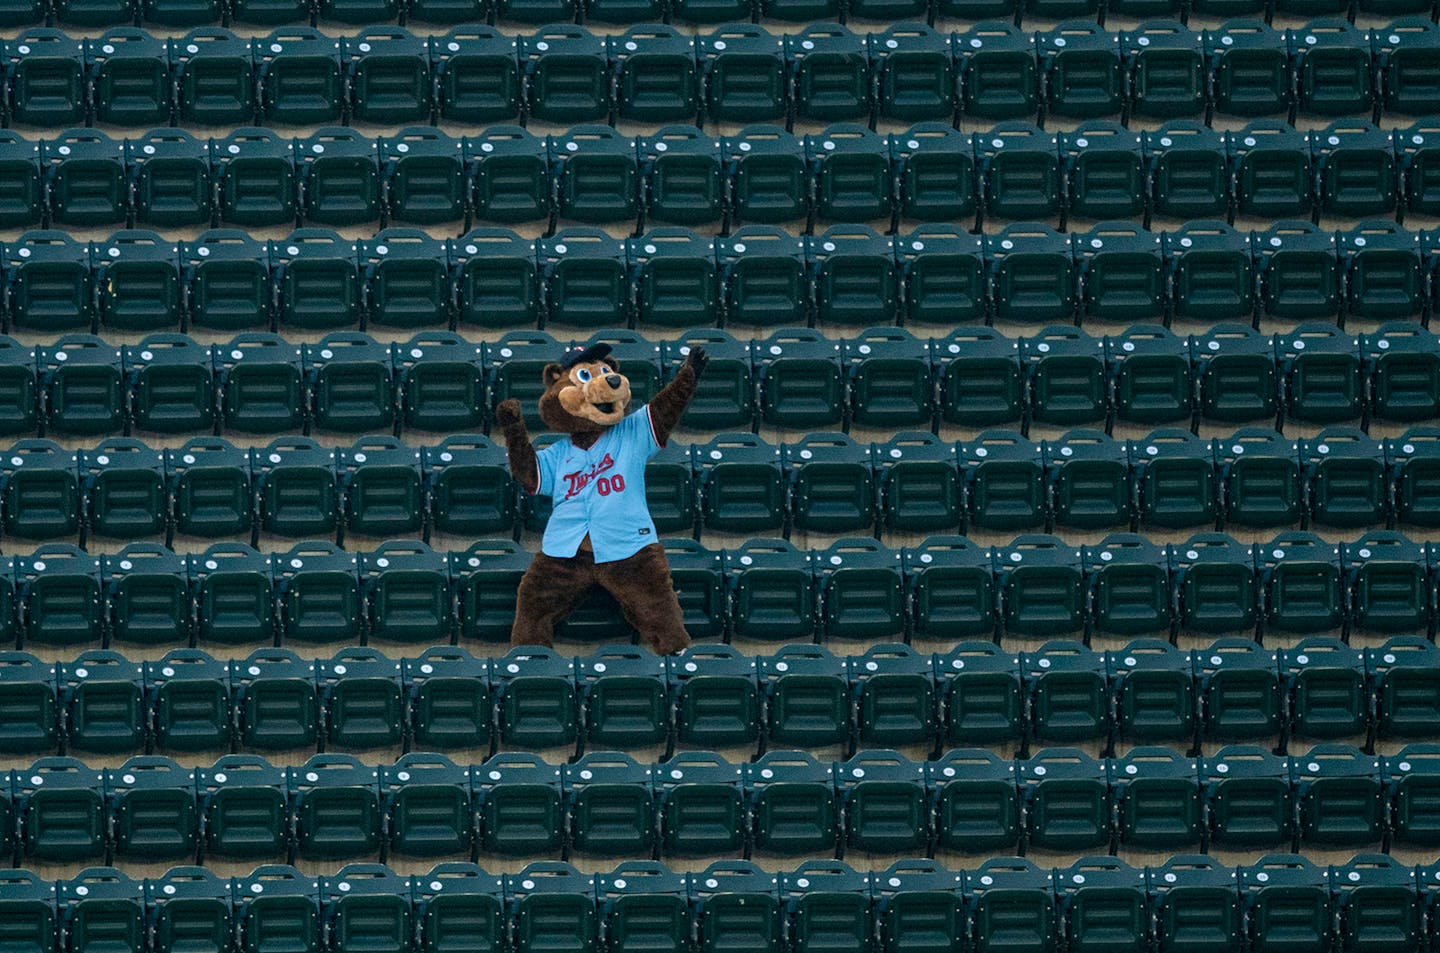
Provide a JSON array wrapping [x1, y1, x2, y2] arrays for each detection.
[[890, 126, 974, 224], [1292, 745, 1382, 848], [595, 864, 688, 953], [6, 31, 85, 129], [848, 643, 935, 748], [252, 438, 337, 539], [1205, 20, 1291, 119], [413, 865, 504, 953], [698, 25, 784, 123], [724, 541, 812, 641], [182, 232, 272, 333], [401, 648, 490, 751], [521, 27, 607, 124], [360, 231, 451, 331], [1402, 121, 1440, 225], [687, 862, 781, 953], [0, 334, 37, 437], [1346, 537, 1430, 638], [421, 435, 514, 536], [337, 441, 425, 545], [1073, 222, 1165, 325], [214, 129, 297, 228], [926, 748, 1019, 853], [1278, 323, 1361, 424], [1062, 124, 1145, 223], [1280, 637, 1366, 742], [903, 537, 994, 641], [381, 754, 473, 858], [759, 644, 847, 747], [101, 544, 189, 646], [17, 544, 100, 648], [785, 434, 874, 534], [1374, 19, 1440, 116], [105, 756, 198, 861], [498, 0, 574, 25], [0, 0, 42, 19], [986, 225, 1075, 324], [1329, 855, 1420, 953], [1164, 223, 1253, 324], [1044, 431, 1134, 531], [1229, 123, 1313, 219], [87, 31, 170, 128], [59, 870, 144, 953], [125, 335, 216, 435], [318, 867, 411, 953], [1389, 427, 1440, 526], [937, 643, 1025, 748], [1363, 323, 1440, 423], [17, 757, 105, 861], [724, 127, 808, 227], [272, 542, 358, 644], [1146, 856, 1240, 953], [1217, 429, 1301, 529], [230, 650, 318, 752], [297, 129, 380, 228], [472, 753, 564, 856], [1109, 327, 1193, 426], [1022, 640, 1106, 743], [7, 233, 94, 334], [1056, 857, 1148, 953], [1021, 327, 1109, 429], [1299, 429, 1387, 528], [1, 441, 80, 542], [0, 133, 44, 229], [320, 645, 405, 748], [1258, 536, 1345, 638], [538, 230, 630, 329], [631, 250, 719, 355], [609, 27, 696, 122], [51, 0, 131, 22], [835, 750, 927, 851], [255, 29, 344, 126], [1290, 21, 1373, 118], [1123, 22, 1205, 121], [812, 541, 899, 642], [506, 864, 597, 953], [233, 865, 318, 953], [396, 335, 487, 435], [1144, 124, 1229, 221], [451, 539, 529, 643], [553, 127, 641, 226], [188, 540, 278, 643], [380, 130, 465, 226], [744, 751, 837, 855], [171, 30, 255, 127], [962, 430, 1045, 532], [1340, 225, 1424, 324], [344, 30, 430, 124], [1172, 533, 1259, 636], [977, 126, 1061, 223], [0, 651, 58, 754], [145, 867, 231, 953], [144, 649, 232, 751], [874, 433, 959, 534], [785, 24, 871, 123], [668, 644, 757, 749], [79, 439, 165, 542], [451, 232, 540, 330], [954, 23, 1036, 121], [1039, 21, 1122, 121], [808, 227, 898, 328], [870, 26, 954, 122], [807, 129, 893, 226], [1385, 744, 1440, 846], [564, 752, 655, 857], [636, 133, 723, 228], [967, 859, 1055, 953], [1113, 746, 1201, 849], [1086, 539, 1172, 640], [38, 337, 122, 437], [779, 862, 870, 953], [1203, 746, 1294, 849], [697, 434, 784, 535], [1240, 857, 1331, 953], [577, 645, 666, 750], [1312, 124, 1396, 219], [1019, 747, 1112, 852], [493, 646, 578, 750], [871, 860, 964, 953], [216, 335, 305, 434], [430, 27, 519, 123], [1372, 635, 1440, 744], [60, 650, 142, 753], [1193, 638, 1281, 744], [1193, 325, 1277, 425], [272, 232, 361, 331], [934, 327, 1022, 426], [655, 751, 744, 856]]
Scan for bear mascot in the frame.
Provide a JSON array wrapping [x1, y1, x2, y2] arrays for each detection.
[[492, 341, 708, 655]]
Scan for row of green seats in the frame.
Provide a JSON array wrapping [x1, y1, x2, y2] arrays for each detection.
[[5, 18, 1437, 130], [0, 852, 1429, 953], [2, 743, 1438, 864]]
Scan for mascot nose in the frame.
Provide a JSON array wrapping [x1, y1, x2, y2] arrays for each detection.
[[606, 375, 622, 389]]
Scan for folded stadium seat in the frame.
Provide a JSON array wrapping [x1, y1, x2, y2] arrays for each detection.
[[934, 327, 1023, 427], [938, 645, 1023, 750], [1085, 538, 1172, 641], [1037, 21, 1122, 124], [1143, 124, 1229, 222], [337, 436, 423, 540], [785, 24, 872, 125], [430, 27, 520, 124], [743, 750, 838, 856], [1021, 327, 1109, 430], [213, 130, 298, 229], [810, 229, 900, 330], [1, 440, 80, 542], [1291, 744, 1383, 849], [608, 27, 696, 123], [890, 128, 975, 227], [79, 439, 166, 543], [233, 865, 319, 953], [497, 0, 575, 25], [1280, 637, 1367, 745], [666, 645, 758, 750], [1018, 748, 1112, 853], [189, 545, 274, 647], [1000, 534, 1087, 640], [965, 859, 1056, 953], [0, 0, 45, 25], [101, 544, 190, 646], [1192, 325, 1278, 426], [719, 230, 810, 329], [1329, 855, 1422, 953], [343, 30, 430, 124], [1257, 536, 1346, 640], [1376, 20, 1440, 118], [1202, 746, 1295, 850], [897, 233, 981, 330], [1112, 746, 1202, 850], [412, 865, 505, 953], [255, 30, 345, 126], [902, 537, 996, 641], [1061, 124, 1145, 225], [1385, 744, 1440, 846], [837, 751, 929, 853], [1205, 19, 1292, 121], [1313, 122, 1398, 219], [450, 232, 540, 331], [1389, 428, 1440, 527], [1346, 537, 1431, 639], [1340, 224, 1425, 325], [976, 126, 1061, 224], [384, 753, 475, 858], [697, 25, 785, 124], [1073, 222, 1166, 326], [216, 335, 306, 435], [421, 436, 515, 536], [395, 335, 488, 435], [59, 650, 143, 754], [722, 126, 809, 227], [318, 867, 412, 953], [550, 127, 638, 226], [171, 30, 256, 127], [926, 748, 1019, 854], [359, 542, 451, 646], [595, 865, 689, 953], [0, 133, 43, 231], [1278, 323, 1362, 425], [289, 760, 383, 863], [873, 433, 960, 534], [251, 438, 337, 539], [576, 645, 666, 751], [724, 539, 812, 639], [564, 751, 657, 857], [1241, 857, 1334, 953], [271, 542, 359, 645], [1108, 327, 1193, 427], [538, 229, 631, 329], [104, 757, 198, 862], [1289, 20, 1374, 120], [986, 224, 1076, 325], [521, 27, 608, 124], [359, 231, 451, 332], [1121, 21, 1205, 123], [635, 132, 724, 229], [86, 31, 171, 128], [504, 864, 598, 953], [400, 648, 491, 751], [1172, 536, 1258, 638], [145, 867, 232, 953], [1023, 641, 1107, 744], [1216, 428, 1301, 529], [378, 129, 464, 226], [806, 128, 893, 227], [868, 25, 954, 124], [1164, 223, 1253, 325], [1145, 855, 1241, 953], [848, 643, 936, 749], [296, 129, 380, 228], [1194, 638, 1282, 746], [493, 645, 579, 750], [630, 232, 720, 331], [447, 540, 525, 644], [144, 648, 232, 751], [1228, 122, 1314, 220], [813, 539, 903, 641], [6, 232, 95, 334], [271, 232, 362, 332], [472, 752, 565, 855], [231, 648, 318, 753], [5, 30, 86, 129], [1299, 428, 1387, 529], [14, 757, 104, 862], [53, 0, 131, 22], [871, 861, 966, 953], [760, 644, 849, 749], [95, 232, 183, 332], [954, 22, 1038, 122], [1043, 431, 1133, 531], [961, 430, 1046, 532], [38, 337, 123, 437], [1055, 857, 1149, 953], [0, 335, 36, 438], [58, 870, 145, 953], [654, 751, 745, 856], [0, 651, 59, 754]]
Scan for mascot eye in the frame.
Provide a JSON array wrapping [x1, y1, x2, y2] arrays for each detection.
[[575, 368, 592, 383]]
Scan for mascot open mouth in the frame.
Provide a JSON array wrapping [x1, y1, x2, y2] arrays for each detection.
[[593, 401, 615, 414]]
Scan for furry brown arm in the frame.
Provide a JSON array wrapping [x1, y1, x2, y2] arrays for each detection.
[[648, 346, 708, 446], [494, 399, 540, 493]]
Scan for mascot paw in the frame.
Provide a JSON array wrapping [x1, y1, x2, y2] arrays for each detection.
[[494, 399, 523, 429], [684, 345, 709, 379]]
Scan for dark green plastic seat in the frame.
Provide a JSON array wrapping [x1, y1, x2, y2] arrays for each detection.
[[1289, 20, 1372, 118], [986, 225, 1075, 324], [230, 650, 318, 752], [38, 337, 123, 437], [1342, 227, 1424, 326], [255, 29, 343, 126], [785, 24, 871, 124], [1329, 854, 1419, 953], [1205, 20, 1291, 119], [79, 439, 165, 543], [875, 433, 959, 535], [1044, 431, 1134, 531], [1055, 857, 1147, 953], [58, 870, 144, 953], [1278, 323, 1361, 424], [1203, 746, 1294, 849], [1123, 21, 1205, 120], [87, 31, 170, 128], [234, 866, 319, 953], [977, 126, 1061, 223], [182, 231, 270, 334], [17, 544, 100, 649], [105, 756, 198, 861], [1086, 538, 1173, 640], [725, 540, 813, 641], [871, 861, 964, 953], [785, 434, 874, 535], [296, 129, 379, 228], [1346, 538, 1430, 639], [1258, 535, 1346, 641], [505, 864, 596, 953], [807, 128, 893, 226], [610, 27, 697, 122], [337, 436, 423, 540], [967, 859, 1056, 953], [1228, 123, 1313, 219], [538, 229, 630, 330], [301, 335, 394, 436], [215, 129, 296, 228], [1, 442, 79, 543], [319, 647, 404, 750], [450, 540, 528, 643], [744, 751, 838, 856], [1022, 326, 1109, 429], [696, 434, 785, 535], [6, 31, 86, 129], [270, 232, 360, 332], [8, 233, 95, 334], [936, 642, 1024, 747], [724, 127, 809, 227], [962, 430, 1045, 532], [699, 25, 785, 124], [1113, 746, 1201, 849], [145, 649, 232, 752], [396, 335, 487, 436], [172, 30, 254, 127], [1314, 123, 1397, 218], [1217, 429, 1301, 529], [421, 435, 514, 536], [451, 232, 539, 330], [101, 544, 189, 646], [1280, 637, 1366, 741], [956, 22, 1037, 121], [891, 127, 975, 224], [1073, 221, 1164, 324], [550, 126, 638, 226], [125, 336, 215, 436], [378, 129, 464, 227], [1039, 21, 1122, 121], [60, 650, 143, 753], [413, 865, 503, 953], [0, 133, 44, 229], [361, 231, 451, 332], [872, 26, 955, 122], [1193, 637, 1280, 743], [473, 753, 563, 855], [1240, 857, 1331, 953], [0, 652, 58, 754], [564, 752, 655, 857], [345, 30, 430, 124], [430, 27, 519, 124], [217, 335, 305, 434], [1396, 119, 1440, 216], [836, 751, 928, 854], [1385, 745, 1440, 846], [926, 748, 1019, 853], [577, 645, 667, 751], [1292, 745, 1382, 848], [17, 757, 105, 861], [127, 130, 212, 230], [903, 537, 994, 641], [808, 226, 899, 327], [188, 545, 273, 646], [1021, 641, 1106, 744], [1172, 535, 1258, 639], [1109, 327, 1192, 426], [1145, 124, 1229, 220], [1165, 223, 1253, 325], [1371, 635, 1440, 742], [656, 751, 745, 856], [1300, 428, 1387, 528], [1388, 427, 1440, 527], [595, 865, 688, 953], [401, 648, 489, 751], [1146, 856, 1239, 953], [381, 753, 473, 858], [1193, 325, 1277, 425], [934, 327, 1022, 426], [145, 867, 231, 953], [667, 643, 759, 748], [760, 645, 846, 747], [636, 133, 723, 228], [1062, 124, 1145, 224], [272, 542, 358, 644], [318, 866, 412, 953], [521, 27, 607, 124]]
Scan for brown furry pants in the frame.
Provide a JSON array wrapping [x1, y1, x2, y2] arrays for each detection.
[[510, 542, 692, 655]]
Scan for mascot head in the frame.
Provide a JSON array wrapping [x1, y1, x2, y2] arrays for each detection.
[[539, 343, 632, 435]]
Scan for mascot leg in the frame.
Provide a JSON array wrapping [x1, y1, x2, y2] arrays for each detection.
[[594, 543, 691, 656], [511, 551, 594, 646]]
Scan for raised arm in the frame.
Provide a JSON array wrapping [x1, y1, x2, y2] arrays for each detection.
[[648, 346, 708, 447], [494, 399, 539, 494]]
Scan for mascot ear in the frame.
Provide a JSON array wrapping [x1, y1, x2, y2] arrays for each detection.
[[542, 363, 566, 388]]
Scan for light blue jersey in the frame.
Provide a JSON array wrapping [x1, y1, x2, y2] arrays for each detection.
[[532, 405, 662, 563]]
